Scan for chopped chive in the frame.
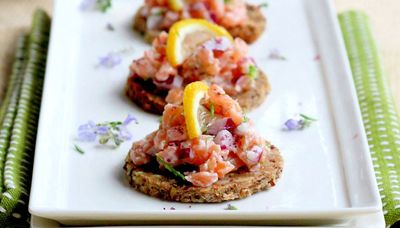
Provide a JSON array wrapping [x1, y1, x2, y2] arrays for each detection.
[[156, 155, 186, 181], [243, 116, 249, 123], [225, 204, 238, 210], [299, 114, 317, 129], [248, 65, 258, 79], [96, 0, 112, 12], [152, 8, 165, 16], [299, 114, 317, 121], [74, 144, 85, 154], [210, 102, 215, 119]]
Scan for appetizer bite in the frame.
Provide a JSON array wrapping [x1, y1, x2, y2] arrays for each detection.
[[134, 0, 266, 44], [124, 82, 283, 202], [126, 19, 271, 115]]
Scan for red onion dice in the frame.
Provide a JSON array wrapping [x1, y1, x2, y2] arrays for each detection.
[[246, 146, 263, 165], [235, 122, 253, 136], [146, 14, 163, 30], [207, 118, 236, 135], [154, 75, 183, 90], [214, 130, 235, 151]]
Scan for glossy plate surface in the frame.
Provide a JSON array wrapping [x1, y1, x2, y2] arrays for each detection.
[[29, 0, 381, 225]]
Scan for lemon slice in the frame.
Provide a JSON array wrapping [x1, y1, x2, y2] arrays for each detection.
[[183, 81, 210, 139], [167, 19, 233, 67], [168, 0, 184, 11]]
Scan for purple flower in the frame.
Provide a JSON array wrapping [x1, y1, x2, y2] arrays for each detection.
[[80, 0, 96, 11], [283, 114, 317, 131], [118, 126, 132, 141], [77, 115, 138, 147], [123, 114, 138, 126], [78, 121, 97, 141], [98, 52, 122, 68], [284, 119, 301, 131], [96, 125, 109, 135]]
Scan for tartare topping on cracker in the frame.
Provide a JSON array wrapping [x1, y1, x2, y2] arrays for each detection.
[[130, 26, 259, 104], [128, 83, 273, 187], [142, 0, 248, 30]]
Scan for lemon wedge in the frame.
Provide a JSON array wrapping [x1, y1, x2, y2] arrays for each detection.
[[168, 0, 184, 11], [166, 19, 233, 67], [183, 81, 210, 139]]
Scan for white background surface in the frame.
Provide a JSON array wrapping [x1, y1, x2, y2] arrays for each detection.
[[29, 0, 381, 225]]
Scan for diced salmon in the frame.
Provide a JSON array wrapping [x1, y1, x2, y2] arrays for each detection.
[[165, 88, 184, 105], [208, 84, 243, 125], [200, 153, 235, 178], [185, 171, 219, 187], [184, 136, 215, 165], [130, 140, 151, 166], [218, 0, 247, 28], [166, 125, 187, 141], [157, 145, 180, 166], [162, 104, 186, 128]]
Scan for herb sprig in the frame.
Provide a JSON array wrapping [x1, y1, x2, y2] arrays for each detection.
[[80, 0, 112, 13], [74, 144, 85, 154], [210, 102, 215, 119], [284, 113, 317, 131], [78, 114, 138, 147], [225, 204, 238, 210], [248, 65, 258, 79], [96, 0, 112, 12], [157, 156, 187, 181]]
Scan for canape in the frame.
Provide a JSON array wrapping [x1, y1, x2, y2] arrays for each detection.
[[134, 0, 266, 44], [126, 19, 271, 114], [124, 82, 283, 202]]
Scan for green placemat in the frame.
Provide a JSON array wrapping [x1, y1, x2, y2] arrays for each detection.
[[339, 11, 400, 227], [0, 8, 399, 228], [0, 10, 50, 227]]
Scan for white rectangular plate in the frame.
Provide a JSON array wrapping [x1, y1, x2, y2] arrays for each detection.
[[29, 0, 381, 225]]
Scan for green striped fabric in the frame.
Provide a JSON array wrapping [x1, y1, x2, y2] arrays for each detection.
[[0, 35, 28, 198], [0, 10, 50, 227], [339, 11, 400, 227]]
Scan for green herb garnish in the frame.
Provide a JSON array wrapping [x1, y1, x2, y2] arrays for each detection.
[[152, 8, 166, 16], [74, 144, 85, 154], [300, 114, 317, 121], [210, 102, 215, 119], [96, 0, 112, 13], [243, 116, 249, 123], [248, 65, 258, 79], [299, 114, 317, 129], [258, 3, 269, 8], [224, 0, 231, 3], [97, 121, 124, 146], [225, 204, 238, 210], [157, 155, 186, 181]]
